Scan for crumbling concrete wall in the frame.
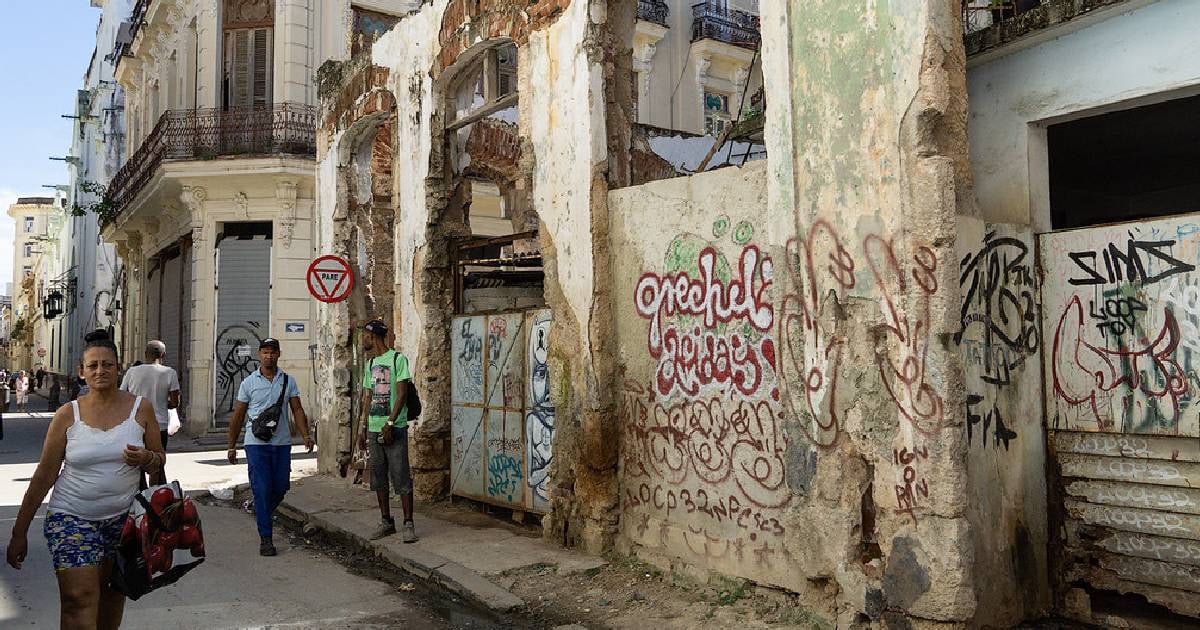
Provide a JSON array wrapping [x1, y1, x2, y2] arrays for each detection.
[[759, 1, 976, 624], [610, 162, 799, 589], [955, 218, 1051, 626], [315, 0, 623, 550]]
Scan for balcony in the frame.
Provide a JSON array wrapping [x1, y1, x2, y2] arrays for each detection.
[[962, 0, 1134, 58], [638, 0, 669, 27], [691, 3, 760, 51], [108, 103, 316, 221], [962, 0, 1043, 34]]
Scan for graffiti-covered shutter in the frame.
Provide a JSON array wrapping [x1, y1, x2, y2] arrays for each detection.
[[213, 235, 271, 424], [1041, 215, 1200, 616]]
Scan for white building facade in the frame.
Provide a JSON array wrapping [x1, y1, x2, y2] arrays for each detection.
[[633, 0, 763, 136], [45, 0, 133, 382], [6, 197, 58, 373], [100, 0, 413, 436]]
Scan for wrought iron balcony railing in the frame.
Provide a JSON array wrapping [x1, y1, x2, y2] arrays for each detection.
[[107, 103, 316, 221], [691, 3, 760, 51], [638, 0, 669, 27], [962, 0, 1044, 35]]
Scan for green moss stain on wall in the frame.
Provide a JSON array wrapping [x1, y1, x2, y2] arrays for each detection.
[[786, 0, 898, 214]]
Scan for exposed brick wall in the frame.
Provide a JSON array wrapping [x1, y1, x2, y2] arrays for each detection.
[[371, 120, 395, 201], [631, 148, 679, 186], [319, 58, 393, 150], [437, 0, 571, 72], [464, 118, 522, 184]]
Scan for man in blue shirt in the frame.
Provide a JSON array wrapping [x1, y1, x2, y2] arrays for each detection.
[[226, 338, 314, 556]]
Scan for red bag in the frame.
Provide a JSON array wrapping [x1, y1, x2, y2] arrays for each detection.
[[110, 481, 206, 600]]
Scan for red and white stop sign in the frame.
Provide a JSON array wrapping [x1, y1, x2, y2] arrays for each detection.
[[307, 255, 354, 303]]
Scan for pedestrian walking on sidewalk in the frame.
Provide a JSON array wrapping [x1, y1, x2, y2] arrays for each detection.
[[359, 320, 418, 543], [36, 367, 46, 390], [227, 338, 314, 557], [14, 370, 29, 412], [6, 330, 165, 629], [120, 340, 181, 485]]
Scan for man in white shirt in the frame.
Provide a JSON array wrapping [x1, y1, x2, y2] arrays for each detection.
[[120, 340, 181, 484]]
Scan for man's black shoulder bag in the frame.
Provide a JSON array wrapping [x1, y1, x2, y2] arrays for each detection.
[[393, 353, 421, 420], [251, 373, 289, 441]]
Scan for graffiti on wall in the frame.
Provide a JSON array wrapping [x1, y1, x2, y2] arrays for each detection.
[[621, 218, 793, 570], [776, 220, 946, 448], [452, 317, 485, 405], [525, 309, 554, 510], [957, 227, 1039, 451], [214, 321, 264, 414], [632, 238, 776, 400], [1043, 218, 1200, 437]]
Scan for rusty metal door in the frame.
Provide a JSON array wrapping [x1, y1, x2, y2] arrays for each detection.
[[1040, 215, 1200, 616]]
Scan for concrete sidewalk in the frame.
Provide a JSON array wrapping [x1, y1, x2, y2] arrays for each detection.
[[277, 474, 606, 614]]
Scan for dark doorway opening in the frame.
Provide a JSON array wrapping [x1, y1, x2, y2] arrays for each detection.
[[1048, 94, 1200, 230]]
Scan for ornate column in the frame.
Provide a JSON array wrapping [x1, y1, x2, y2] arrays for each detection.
[[180, 185, 213, 435], [632, 42, 656, 123], [194, 0, 221, 109], [275, 180, 298, 249]]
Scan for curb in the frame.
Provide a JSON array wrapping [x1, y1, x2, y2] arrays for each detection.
[[277, 499, 526, 613], [188, 481, 252, 502]]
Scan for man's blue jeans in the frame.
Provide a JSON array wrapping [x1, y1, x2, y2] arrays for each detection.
[[245, 444, 291, 538]]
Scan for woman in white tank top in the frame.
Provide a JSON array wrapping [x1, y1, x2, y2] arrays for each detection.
[[5, 331, 165, 629]]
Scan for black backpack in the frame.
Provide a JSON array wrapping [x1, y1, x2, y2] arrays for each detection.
[[391, 353, 421, 420]]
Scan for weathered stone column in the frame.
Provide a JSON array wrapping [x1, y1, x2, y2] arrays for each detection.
[[761, 1, 975, 626], [181, 185, 215, 437]]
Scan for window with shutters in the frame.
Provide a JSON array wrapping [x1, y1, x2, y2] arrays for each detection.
[[496, 45, 517, 99], [223, 27, 273, 109]]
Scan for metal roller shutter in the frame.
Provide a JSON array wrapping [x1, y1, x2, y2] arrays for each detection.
[[159, 253, 182, 374], [213, 235, 271, 425]]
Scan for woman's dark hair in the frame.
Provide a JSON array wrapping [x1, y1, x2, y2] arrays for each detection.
[[82, 329, 120, 363]]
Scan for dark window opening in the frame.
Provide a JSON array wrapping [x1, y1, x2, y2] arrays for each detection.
[[217, 221, 273, 242], [1049, 94, 1200, 230]]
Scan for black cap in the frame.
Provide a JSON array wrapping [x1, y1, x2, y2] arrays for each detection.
[[259, 338, 281, 350], [364, 319, 388, 338]]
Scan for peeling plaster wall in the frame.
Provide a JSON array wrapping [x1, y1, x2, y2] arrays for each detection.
[[526, 0, 600, 325], [956, 218, 1051, 625], [610, 162, 807, 592], [758, 1, 978, 624], [316, 0, 621, 534], [314, 137, 346, 474]]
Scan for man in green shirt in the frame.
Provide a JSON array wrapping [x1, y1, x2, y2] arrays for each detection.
[[358, 319, 417, 542]]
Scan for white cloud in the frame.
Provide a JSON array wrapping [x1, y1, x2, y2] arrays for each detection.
[[0, 188, 18, 294]]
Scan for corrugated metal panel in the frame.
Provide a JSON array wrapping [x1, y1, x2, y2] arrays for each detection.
[[1041, 214, 1200, 616], [213, 236, 270, 423]]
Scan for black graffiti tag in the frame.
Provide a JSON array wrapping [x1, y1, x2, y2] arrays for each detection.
[[966, 393, 1018, 451], [1067, 238, 1196, 287]]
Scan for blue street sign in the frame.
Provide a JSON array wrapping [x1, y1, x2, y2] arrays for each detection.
[[285, 322, 306, 333]]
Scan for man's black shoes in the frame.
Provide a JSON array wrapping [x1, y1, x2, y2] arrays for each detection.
[[260, 537, 277, 556]]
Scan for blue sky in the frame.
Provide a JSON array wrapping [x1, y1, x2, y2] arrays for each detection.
[[0, 2, 102, 289]]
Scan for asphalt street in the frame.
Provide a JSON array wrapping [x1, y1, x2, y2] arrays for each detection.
[[0, 403, 463, 629]]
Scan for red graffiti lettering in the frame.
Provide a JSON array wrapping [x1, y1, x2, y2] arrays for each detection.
[[1051, 295, 1188, 431], [635, 245, 775, 397]]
